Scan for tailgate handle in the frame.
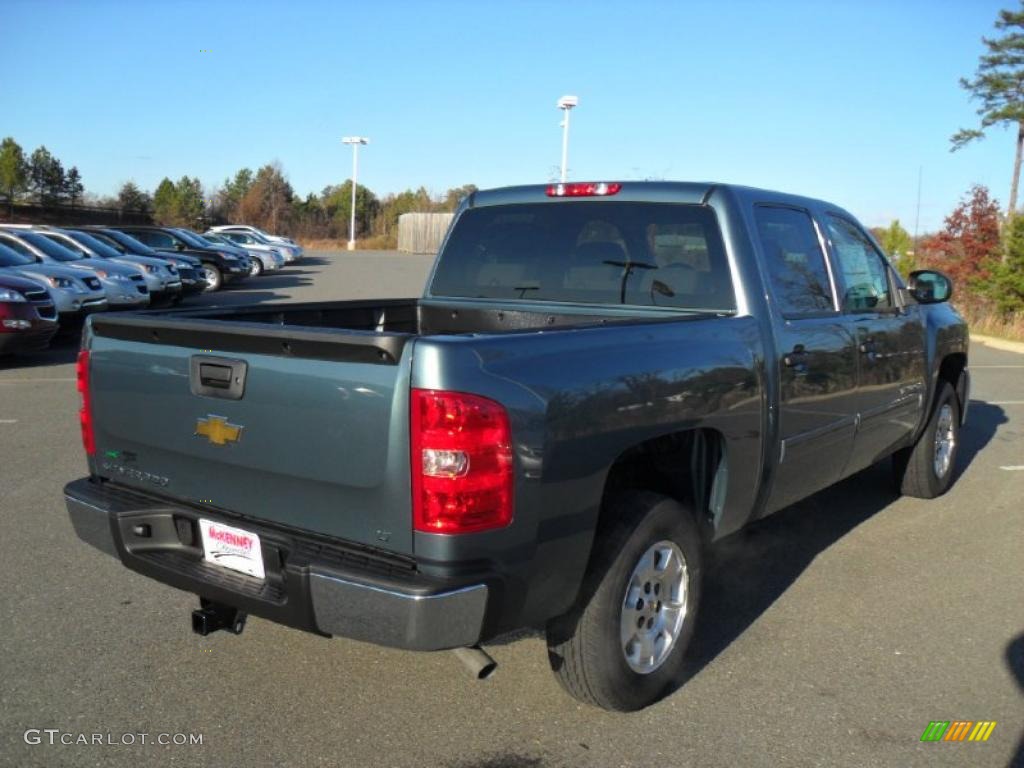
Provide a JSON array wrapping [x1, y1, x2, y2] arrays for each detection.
[[190, 355, 248, 400], [200, 363, 233, 389]]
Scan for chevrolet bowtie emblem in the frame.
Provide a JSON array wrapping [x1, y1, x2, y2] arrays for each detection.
[[195, 415, 243, 446]]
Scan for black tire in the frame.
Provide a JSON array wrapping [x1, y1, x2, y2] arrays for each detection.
[[202, 264, 222, 292], [545, 491, 703, 711], [893, 381, 961, 498], [250, 259, 263, 277]]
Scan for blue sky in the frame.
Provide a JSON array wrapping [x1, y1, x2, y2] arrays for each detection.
[[1, 0, 1016, 231]]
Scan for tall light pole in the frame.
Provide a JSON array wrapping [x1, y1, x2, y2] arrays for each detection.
[[342, 136, 369, 251], [557, 95, 578, 182]]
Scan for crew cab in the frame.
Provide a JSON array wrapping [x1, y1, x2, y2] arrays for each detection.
[[64, 182, 969, 711]]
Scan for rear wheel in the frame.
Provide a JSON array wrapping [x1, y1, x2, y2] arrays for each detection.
[[546, 491, 703, 711], [250, 259, 263, 277], [203, 264, 222, 292], [892, 381, 961, 498]]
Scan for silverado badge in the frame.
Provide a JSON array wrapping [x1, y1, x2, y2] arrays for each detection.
[[195, 415, 243, 446]]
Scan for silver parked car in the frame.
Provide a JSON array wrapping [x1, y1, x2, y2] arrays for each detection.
[[46, 228, 183, 305], [25, 228, 151, 309], [0, 238, 107, 322], [202, 232, 284, 275], [208, 226, 303, 262]]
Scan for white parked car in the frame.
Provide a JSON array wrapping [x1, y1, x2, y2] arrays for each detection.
[[207, 226, 303, 261]]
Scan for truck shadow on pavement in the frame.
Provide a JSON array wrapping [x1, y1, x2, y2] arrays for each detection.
[[1007, 634, 1024, 768], [673, 400, 1007, 695]]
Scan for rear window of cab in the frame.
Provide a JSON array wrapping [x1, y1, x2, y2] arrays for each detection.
[[430, 202, 736, 311]]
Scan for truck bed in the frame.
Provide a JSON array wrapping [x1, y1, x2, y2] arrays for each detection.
[[89, 298, 690, 364]]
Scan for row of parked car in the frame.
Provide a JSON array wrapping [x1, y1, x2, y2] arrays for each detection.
[[0, 223, 304, 356]]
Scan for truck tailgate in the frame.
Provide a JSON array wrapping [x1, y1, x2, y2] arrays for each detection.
[[87, 326, 415, 555]]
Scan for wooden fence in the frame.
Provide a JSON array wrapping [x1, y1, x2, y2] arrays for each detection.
[[397, 213, 455, 253]]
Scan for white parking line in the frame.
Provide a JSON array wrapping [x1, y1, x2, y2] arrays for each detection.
[[0, 419, 17, 424], [972, 364, 1024, 369], [0, 378, 75, 384], [1000, 466, 1024, 471]]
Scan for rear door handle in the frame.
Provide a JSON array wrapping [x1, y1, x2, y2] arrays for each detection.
[[783, 346, 808, 373]]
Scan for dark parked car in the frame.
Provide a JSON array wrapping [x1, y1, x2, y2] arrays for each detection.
[[170, 228, 254, 279], [114, 226, 250, 291], [65, 181, 969, 712], [80, 228, 207, 300], [0, 272, 59, 355]]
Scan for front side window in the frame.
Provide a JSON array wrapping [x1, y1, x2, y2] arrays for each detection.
[[430, 202, 735, 310], [131, 230, 174, 248], [753, 206, 834, 316], [825, 215, 894, 311], [173, 229, 213, 248], [104, 230, 157, 255]]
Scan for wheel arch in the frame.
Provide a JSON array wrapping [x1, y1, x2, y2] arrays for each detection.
[[937, 352, 968, 424], [597, 428, 728, 540]]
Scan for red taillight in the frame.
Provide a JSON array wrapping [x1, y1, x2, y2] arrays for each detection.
[[410, 389, 513, 534], [76, 349, 95, 456], [546, 182, 622, 197]]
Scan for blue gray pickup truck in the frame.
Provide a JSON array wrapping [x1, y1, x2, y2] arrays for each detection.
[[65, 182, 969, 711]]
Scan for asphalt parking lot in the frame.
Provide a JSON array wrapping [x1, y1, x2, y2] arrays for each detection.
[[1, 250, 1022, 768]]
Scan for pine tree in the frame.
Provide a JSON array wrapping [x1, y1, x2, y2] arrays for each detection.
[[65, 166, 84, 207], [952, 1, 1024, 247], [117, 181, 150, 212], [152, 177, 180, 225]]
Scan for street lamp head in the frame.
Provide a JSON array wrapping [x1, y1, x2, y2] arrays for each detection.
[[557, 95, 579, 110], [342, 136, 369, 145]]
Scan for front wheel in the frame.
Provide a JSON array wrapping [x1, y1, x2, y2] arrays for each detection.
[[250, 259, 263, 277], [546, 491, 703, 711], [203, 264, 223, 292], [892, 381, 961, 498]]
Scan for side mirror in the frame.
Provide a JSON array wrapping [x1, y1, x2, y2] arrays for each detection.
[[908, 269, 952, 304]]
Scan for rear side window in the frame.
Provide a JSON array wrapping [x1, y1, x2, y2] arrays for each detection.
[[430, 202, 735, 310], [824, 215, 894, 311], [20, 232, 82, 261], [0, 241, 34, 266], [753, 206, 835, 316]]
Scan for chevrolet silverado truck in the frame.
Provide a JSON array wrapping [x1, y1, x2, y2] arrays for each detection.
[[65, 182, 969, 711]]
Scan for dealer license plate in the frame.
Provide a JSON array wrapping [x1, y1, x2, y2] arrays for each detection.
[[198, 519, 265, 580]]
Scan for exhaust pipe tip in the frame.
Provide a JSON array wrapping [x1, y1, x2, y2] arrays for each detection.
[[452, 645, 497, 680]]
